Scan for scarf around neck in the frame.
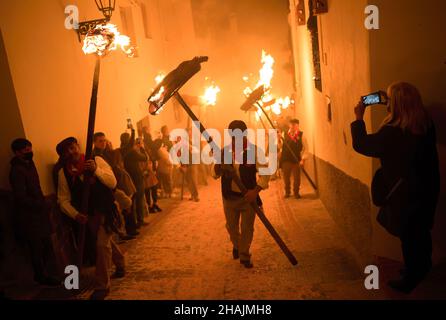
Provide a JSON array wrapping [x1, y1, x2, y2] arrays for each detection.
[[287, 129, 301, 143], [65, 154, 86, 182]]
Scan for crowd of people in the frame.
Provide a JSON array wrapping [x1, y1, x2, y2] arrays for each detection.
[[11, 82, 438, 299], [7, 122, 213, 299]]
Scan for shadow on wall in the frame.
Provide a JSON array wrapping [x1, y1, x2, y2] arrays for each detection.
[[428, 103, 446, 263]]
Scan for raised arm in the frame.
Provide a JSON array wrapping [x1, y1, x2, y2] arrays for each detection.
[[351, 120, 388, 158]]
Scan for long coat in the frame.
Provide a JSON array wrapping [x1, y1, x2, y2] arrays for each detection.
[[351, 120, 440, 233], [9, 157, 51, 239]]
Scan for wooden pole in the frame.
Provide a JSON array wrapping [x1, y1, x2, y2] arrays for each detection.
[[77, 56, 101, 268], [174, 92, 298, 266]]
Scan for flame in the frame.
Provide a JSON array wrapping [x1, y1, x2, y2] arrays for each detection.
[[82, 23, 134, 57], [155, 73, 166, 84], [271, 103, 282, 115], [243, 50, 275, 100], [201, 85, 221, 106], [149, 86, 165, 103], [244, 51, 292, 117], [256, 50, 275, 90]]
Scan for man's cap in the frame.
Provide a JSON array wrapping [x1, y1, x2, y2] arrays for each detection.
[[56, 137, 77, 156]]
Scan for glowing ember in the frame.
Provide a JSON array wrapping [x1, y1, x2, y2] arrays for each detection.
[[82, 23, 134, 57], [201, 85, 221, 106], [243, 87, 253, 97], [155, 73, 166, 84]]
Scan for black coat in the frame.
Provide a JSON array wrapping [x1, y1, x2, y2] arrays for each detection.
[[9, 157, 51, 238], [351, 120, 440, 231]]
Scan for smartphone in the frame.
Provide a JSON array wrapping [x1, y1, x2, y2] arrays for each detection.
[[361, 91, 388, 106], [127, 118, 132, 129]]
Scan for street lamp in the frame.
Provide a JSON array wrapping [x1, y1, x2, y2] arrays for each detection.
[[77, 0, 116, 41]]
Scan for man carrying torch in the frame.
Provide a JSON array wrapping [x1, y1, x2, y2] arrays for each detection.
[[56, 137, 125, 300], [212, 120, 271, 268]]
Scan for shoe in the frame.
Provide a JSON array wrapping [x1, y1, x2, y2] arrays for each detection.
[[35, 276, 60, 287], [193, 197, 200, 202], [232, 248, 239, 260], [128, 231, 140, 237], [294, 193, 302, 199], [240, 260, 254, 269], [90, 288, 110, 300], [153, 204, 162, 212], [285, 194, 291, 198], [149, 207, 157, 214], [111, 268, 126, 279]]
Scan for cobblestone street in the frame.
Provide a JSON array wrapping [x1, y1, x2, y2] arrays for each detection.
[[107, 177, 386, 300]]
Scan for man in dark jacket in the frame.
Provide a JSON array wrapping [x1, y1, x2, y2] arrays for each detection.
[[92, 132, 113, 165], [9, 138, 60, 287], [212, 121, 271, 268], [280, 119, 307, 199]]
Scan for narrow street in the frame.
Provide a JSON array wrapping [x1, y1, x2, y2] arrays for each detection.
[[107, 176, 384, 300]]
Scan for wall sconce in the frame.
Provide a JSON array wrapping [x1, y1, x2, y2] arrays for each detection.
[[77, 0, 116, 41]]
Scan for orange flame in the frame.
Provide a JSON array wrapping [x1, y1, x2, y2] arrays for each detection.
[[201, 85, 221, 106], [155, 73, 166, 84], [82, 23, 135, 57]]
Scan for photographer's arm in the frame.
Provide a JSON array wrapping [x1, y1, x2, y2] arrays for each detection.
[[351, 120, 388, 158], [350, 100, 387, 158]]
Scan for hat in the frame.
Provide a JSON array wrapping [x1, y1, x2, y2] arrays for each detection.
[[56, 137, 77, 156]]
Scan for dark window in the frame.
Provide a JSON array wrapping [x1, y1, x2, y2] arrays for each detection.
[[307, 0, 322, 92]]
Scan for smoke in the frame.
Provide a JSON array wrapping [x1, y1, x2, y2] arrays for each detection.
[[189, 0, 294, 130]]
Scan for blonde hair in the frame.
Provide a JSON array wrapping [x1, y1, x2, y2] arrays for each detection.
[[382, 82, 430, 135]]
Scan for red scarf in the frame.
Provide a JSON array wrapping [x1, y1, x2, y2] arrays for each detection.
[[288, 130, 301, 143], [65, 154, 85, 183]]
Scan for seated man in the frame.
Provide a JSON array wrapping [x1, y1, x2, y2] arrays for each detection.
[[56, 137, 125, 300]]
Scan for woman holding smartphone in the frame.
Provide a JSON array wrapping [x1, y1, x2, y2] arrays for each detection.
[[351, 82, 440, 293]]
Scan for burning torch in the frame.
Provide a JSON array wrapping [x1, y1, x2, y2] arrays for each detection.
[[147, 57, 298, 266], [77, 23, 134, 268]]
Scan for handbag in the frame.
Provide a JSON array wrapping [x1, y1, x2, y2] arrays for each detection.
[[372, 167, 405, 237]]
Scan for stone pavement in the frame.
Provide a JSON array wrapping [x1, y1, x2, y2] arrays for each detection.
[[107, 176, 387, 300]]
